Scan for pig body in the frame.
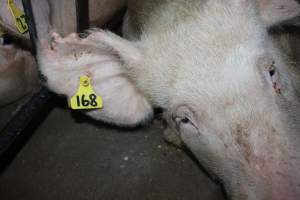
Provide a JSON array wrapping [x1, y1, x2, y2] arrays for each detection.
[[0, 0, 50, 41], [0, 0, 30, 40], [38, 0, 300, 199], [0, 0, 126, 39], [0, 44, 38, 106], [0, 0, 48, 106]]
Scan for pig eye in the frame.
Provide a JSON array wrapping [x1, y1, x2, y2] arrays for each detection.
[[175, 116, 194, 126], [181, 117, 190, 124], [173, 105, 198, 130], [175, 116, 198, 133], [173, 106, 200, 141]]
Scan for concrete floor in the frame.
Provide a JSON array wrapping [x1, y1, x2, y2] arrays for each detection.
[[0, 104, 225, 200]]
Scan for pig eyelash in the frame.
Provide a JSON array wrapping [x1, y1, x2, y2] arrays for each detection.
[[268, 61, 281, 94], [176, 116, 198, 130], [181, 117, 190, 124]]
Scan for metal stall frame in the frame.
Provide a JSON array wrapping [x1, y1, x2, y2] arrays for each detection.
[[0, 0, 90, 172]]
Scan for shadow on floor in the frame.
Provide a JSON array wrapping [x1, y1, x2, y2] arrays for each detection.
[[0, 106, 225, 200]]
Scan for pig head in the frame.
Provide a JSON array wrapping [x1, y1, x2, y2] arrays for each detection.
[[38, 0, 300, 199]]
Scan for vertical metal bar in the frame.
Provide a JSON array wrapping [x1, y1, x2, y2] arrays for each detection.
[[76, 0, 89, 33], [22, 0, 37, 55]]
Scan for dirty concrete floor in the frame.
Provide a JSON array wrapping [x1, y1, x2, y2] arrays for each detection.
[[0, 105, 225, 200], [0, 98, 29, 130]]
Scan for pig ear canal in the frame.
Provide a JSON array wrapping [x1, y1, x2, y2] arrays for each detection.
[[267, 61, 282, 94], [262, 59, 282, 94]]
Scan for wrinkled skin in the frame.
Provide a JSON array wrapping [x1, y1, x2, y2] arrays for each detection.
[[258, 0, 300, 26], [0, 44, 38, 106], [38, 0, 300, 199]]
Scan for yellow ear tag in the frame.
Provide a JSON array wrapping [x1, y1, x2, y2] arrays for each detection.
[[7, 0, 28, 34], [70, 75, 103, 110]]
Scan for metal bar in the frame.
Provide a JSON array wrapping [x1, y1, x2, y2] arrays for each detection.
[[76, 0, 89, 33], [22, 0, 37, 55]]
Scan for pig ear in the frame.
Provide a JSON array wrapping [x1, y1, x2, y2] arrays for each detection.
[[257, 56, 289, 95], [258, 0, 300, 27], [39, 31, 153, 127], [84, 29, 143, 68]]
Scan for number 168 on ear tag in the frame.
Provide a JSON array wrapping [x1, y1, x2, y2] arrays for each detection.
[[70, 76, 103, 110]]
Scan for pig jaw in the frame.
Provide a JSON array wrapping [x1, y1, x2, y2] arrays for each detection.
[[223, 153, 300, 200], [225, 162, 300, 200], [218, 116, 300, 200]]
